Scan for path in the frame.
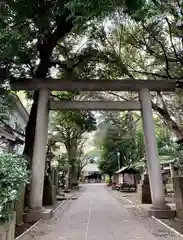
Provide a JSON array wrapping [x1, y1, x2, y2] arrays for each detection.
[[20, 184, 182, 240]]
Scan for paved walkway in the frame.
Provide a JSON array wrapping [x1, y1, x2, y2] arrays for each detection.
[[20, 184, 182, 240]]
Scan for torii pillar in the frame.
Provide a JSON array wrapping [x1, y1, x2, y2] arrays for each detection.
[[139, 88, 175, 218], [24, 88, 52, 222]]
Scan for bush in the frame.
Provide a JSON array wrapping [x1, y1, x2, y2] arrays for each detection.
[[0, 153, 28, 219], [105, 175, 110, 184]]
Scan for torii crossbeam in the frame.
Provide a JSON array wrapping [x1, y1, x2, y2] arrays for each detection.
[[49, 100, 141, 111], [8, 79, 177, 91]]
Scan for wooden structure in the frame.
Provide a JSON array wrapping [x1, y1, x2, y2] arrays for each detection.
[[0, 127, 24, 153], [115, 166, 140, 192]]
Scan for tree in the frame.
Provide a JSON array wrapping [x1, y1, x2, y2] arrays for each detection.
[[0, 1, 106, 158], [49, 99, 96, 186], [88, 4, 183, 140], [0, 153, 28, 220], [125, 1, 183, 139], [98, 112, 144, 180], [0, 0, 147, 159], [75, 143, 89, 180]]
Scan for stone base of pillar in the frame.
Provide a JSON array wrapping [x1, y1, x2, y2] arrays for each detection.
[[176, 210, 183, 221], [141, 174, 152, 204], [147, 208, 176, 219], [24, 207, 53, 223], [138, 204, 176, 219], [176, 210, 183, 220], [150, 203, 171, 210]]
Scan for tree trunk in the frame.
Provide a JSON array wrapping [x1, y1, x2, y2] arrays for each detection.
[[109, 175, 112, 184], [77, 167, 81, 180], [70, 165, 78, 187], [23, 91, 39, 160], [66, 148, 73, 189], [23, 16, 74, 159]]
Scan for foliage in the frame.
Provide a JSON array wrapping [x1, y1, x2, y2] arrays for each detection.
[[0, 153, 28, 219], [49, 94, 96, 185], [0, 0, 118, 159], [0, 0, 157, 161], [50, 110, 96, 155], [97, 111, 182, 176], [0, 0, 126, 79], [2, 0, 183, 162], [155, 124, 183, 164], [98, 112, 144, 177], [56, 154, 68, 169], [105, 175, 111, 184], [133, 118, 183, 172], [88, 1, 183, 141]]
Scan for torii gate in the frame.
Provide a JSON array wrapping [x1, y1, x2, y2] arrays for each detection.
[[9, 79, 179, 220]]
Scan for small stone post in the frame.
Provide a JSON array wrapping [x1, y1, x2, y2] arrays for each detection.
[[172, 176, 183, 219], [15, 184, 25, 226]]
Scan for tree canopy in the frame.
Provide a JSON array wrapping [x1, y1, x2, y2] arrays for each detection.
[[97, 112, 144, 177], [48, 91, 96, 185], [2, 0, 183, 175]]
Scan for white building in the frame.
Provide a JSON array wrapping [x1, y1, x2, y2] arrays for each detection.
[[0, 94, 29, 154]]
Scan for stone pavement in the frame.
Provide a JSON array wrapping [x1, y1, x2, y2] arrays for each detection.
[[20, 184, 182, 240]]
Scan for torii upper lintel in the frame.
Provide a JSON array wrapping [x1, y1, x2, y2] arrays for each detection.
[[8, 78, 177, 91]]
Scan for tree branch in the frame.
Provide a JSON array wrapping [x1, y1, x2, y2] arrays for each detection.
[[143, 24, 172, 79], [108, 91, 129, 101], [165, 17, 183, 65], [131, 70, 172, 79], [151, 101, 183, 139]]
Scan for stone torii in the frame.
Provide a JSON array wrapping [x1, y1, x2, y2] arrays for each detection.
[[6, 78, 180, 221]]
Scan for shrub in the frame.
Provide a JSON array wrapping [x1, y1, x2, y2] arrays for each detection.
[[0, 153, 28, 220], [105, 175, 110, 184]]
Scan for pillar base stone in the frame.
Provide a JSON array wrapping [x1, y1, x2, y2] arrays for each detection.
[[24, 207, 53, 223], [139, 204, 176, 219], [148, 208, 176, 219], [151, 203, 171, 210], [176, 210, 183, 220], [16, 221, 24, 226]]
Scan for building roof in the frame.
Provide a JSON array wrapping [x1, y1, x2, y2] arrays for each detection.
[[0, 128, 16, 141], [115, 166, 139, 174], [115, 166, 128, 174], [0, 93, 29, 143], [12, 94, 29, 122], [0, 127, 24, 144], [82, 163, 100, 173]]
